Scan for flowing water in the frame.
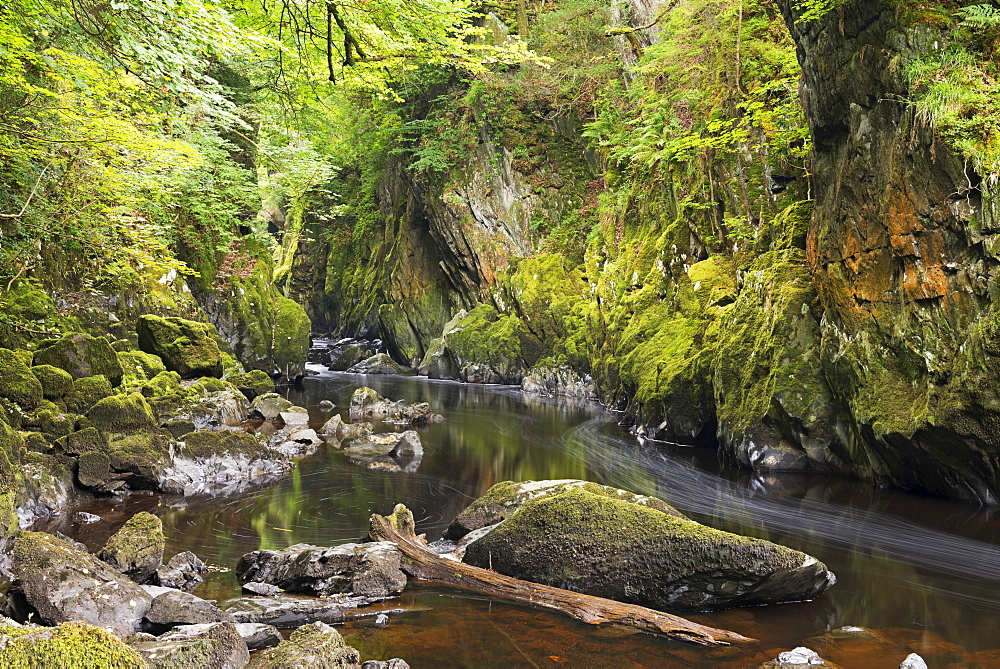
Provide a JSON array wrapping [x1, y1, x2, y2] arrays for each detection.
[[38, 368, 1000, 667]]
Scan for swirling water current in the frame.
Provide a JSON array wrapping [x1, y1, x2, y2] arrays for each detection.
[[39, 368, 1000, 667]]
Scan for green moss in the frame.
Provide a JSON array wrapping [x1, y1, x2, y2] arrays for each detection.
[[247, 621, 360, 669], [0, 420, 24, 541], [106, 432, 171, 481], [226, 369, 275, 400], [179, 430, 267, 459], [98, 511, 164, 579], [187, 377, 228, 395], [141, 371, 184, 399], [77, 450, 112, 488], [87, 393, 157, 434], [23, 431, 51, 453], [137, 315, 223, 379], [272, 297, 312, 377], [0, 349, 44, 411], [23, 406, 75, 440], [30, 365, 74, 401], [32, 333, 124, 386], [66, 375, 113, 414], [117, 350, 167, 386], [61, 427, 108, 456], [713, 249, 826, 432], [464, 487, 818, 609], [0, 621, 146, 668]]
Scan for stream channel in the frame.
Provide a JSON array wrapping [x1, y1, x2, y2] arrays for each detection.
[[35, 366, 1000, 667]]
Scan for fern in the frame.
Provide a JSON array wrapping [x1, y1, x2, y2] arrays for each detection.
[[957, 4, 1000, 30]]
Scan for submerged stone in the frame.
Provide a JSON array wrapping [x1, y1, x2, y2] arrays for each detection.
[[462, 486, 836, 610]]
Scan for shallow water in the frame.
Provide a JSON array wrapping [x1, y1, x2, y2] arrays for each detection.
[[39, 368, 1000, 667]]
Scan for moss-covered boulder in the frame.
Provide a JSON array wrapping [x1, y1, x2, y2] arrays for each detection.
[[445, 479, 685, 540], [29, 365, 74, 401], [246, 621, 361, 668], [227, 369, 275, 400], [33, 333, 124, 386], [462, 487, 836, 610], [180, 430, 266, 459], [131, 621, 248, 669], [11, 531, 153, 636], [0, 621, 148, 668], [22, 403, 75, 441], [0, 349, 44, 410], [0, 419, 24, 541], [137, 315, 223, 379], [77, 450, 113, 488], [98, 512, 165, 583], [66, 374, 114, 414], [117, 349, 167, 385], [87, 392, 157, 434], [272, 297, 311, 378]]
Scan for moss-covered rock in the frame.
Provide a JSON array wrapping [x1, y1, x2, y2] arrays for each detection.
[[445, 479, 684, 540], [226, 369, 275, 400], [78, 450, 113, 488], [98, 511, 165, 584], [117, 350, 167, 385], [106, 432, 172, 488], [33, 333, 124, 386], [463, 487, 836, 610], [130, 621, 248, 669], [0, 419, 24, 541], [272, 296, 311, 378], [29, 365, 74, 401], [246, 621, 361, 668], [66, 375, 114, 414], [87, 393, 157, 434], [0, 621, 148, 668], [141, 371, 184, 398], [11, 531, 153, 636], [137, 315, 223, 379], [0, 349, 44, 411], [22, 404, 75, 441], [179, 430, 267, 459], [23, 431, 51, 453], [60, 427, 108, 456]]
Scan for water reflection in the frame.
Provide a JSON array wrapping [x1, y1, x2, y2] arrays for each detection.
[[35, 369, 1000, 667]]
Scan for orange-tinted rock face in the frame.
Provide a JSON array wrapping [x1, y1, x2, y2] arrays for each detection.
[[779, 0, 999, 504]]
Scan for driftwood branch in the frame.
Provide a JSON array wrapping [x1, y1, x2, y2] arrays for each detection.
[[368, 504, 753, 647]]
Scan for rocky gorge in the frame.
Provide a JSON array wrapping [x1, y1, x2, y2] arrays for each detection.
[[1, 0, 999, 664]]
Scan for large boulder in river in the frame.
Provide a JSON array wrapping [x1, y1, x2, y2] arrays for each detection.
[[461, 486, 836, 610], [235, 541, 406, 598], [137, 314, 223, 379], [247, 621, 360, 669], [11, 531, 153, 636], [33, 333, 124, 386], [445, 479, 685, 540], [347, 353, 415, 376], [98, 511, 165, 583], [349, 387, 435, 425]]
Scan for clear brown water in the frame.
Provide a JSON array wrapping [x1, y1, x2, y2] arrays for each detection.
[[37, 368, 1000, 667]]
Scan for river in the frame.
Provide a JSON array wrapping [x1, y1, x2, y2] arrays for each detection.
[[37, 367, 1000, 667]]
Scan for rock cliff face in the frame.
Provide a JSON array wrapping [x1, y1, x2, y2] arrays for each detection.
[[777, 0, 999, 504], [294, 0, 999, 504]]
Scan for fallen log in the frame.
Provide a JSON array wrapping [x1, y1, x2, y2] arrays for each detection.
[[368, 503, 754, 646]]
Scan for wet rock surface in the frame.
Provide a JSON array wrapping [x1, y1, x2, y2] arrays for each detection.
[[235, 541, 407, 598], [221, 594, 379, 627], [155, 551, 208, 591], [98, 511, 165, 584], [141, 586, 236, 634]]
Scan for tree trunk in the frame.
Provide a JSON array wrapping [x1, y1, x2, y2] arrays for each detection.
[[368, 504, 754, 647]]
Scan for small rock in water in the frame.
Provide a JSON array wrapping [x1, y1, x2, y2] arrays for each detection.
[[318, 400, 336, 411], [362, 660, 410, 669], [242, 581, 282, 596], [761, 646, 832, 667], [74, 511, 101, 523], [899, 654, 928, 669], [155, 551, 208, 591], [278, 409, 309, 426], [374, 613, 389, 626]]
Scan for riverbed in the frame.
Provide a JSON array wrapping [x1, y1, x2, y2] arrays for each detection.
[[37, 367, 1000, 667]]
